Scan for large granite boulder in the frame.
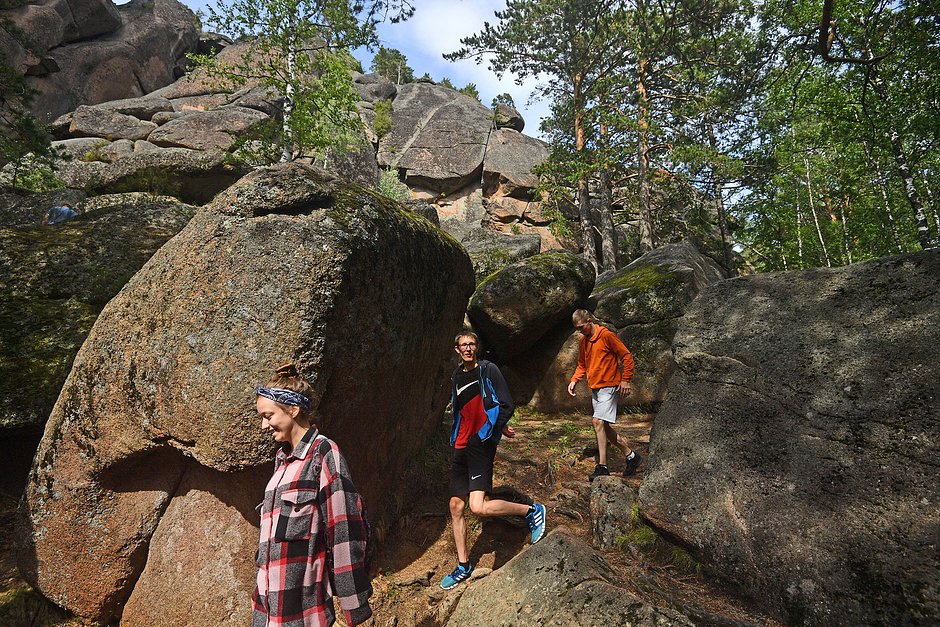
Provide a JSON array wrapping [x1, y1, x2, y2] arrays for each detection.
[[0, 194, 195, 496], [460, 227, 541, 283], [147, 107, 269, 151], [55, 147, 246, 205], [68, 105, 158, 141], [445, 528, 692, 626], [638, 249, 940, 625], [13, 0, 199, 121], [482, 129, 548, 199], [377, 82, 493, 195], [506, 241, 725, 412], [492, 102, 524, 132], [16, 163, 474, 625], [467, 251, 595, 361], [352, 72, 397, 103]]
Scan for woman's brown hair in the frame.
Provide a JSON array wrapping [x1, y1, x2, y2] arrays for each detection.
[[266, 362, 318, 421]]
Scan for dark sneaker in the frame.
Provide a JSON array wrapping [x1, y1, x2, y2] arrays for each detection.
[[526, 503, 547, 544], [588, 464, 610, 482], [440, 562, 473, 590], [623, 453, 642, 476]]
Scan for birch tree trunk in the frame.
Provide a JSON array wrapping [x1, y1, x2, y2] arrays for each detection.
[[922, 175, 940, 246], [871, 71, 931, 249], [860, 137, 904, 253], [840, 196, 853, 265], [803, 156, 831, 267], [708, 130, 732, 270], [280, 15, 298, 163], [794, 184, 805, 269]]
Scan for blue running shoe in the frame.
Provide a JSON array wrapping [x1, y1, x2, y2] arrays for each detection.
[[526, 503, 546, 544], [440, 562, 473, 590]]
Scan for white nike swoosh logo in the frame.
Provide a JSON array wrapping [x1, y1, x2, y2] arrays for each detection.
[[471, 474, 482, 480], [457, 381, 477, 395]]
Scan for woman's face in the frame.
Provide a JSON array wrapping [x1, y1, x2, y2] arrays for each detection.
[[257, 396, 302, 444]]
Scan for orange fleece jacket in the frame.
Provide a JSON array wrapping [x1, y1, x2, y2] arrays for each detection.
[[570, 325, 635, 389]]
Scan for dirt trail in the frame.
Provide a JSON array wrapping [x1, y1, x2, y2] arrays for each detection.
[[369, 408, 780, 627]]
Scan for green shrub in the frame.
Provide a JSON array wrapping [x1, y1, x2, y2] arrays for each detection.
[[377, 168, 410, 202], [4, 156, 64, 192], [373, 99, 393, 139]]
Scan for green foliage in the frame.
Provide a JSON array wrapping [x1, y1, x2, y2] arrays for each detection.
[[457, 82, 480, 101], [117, 168, 183, 199], [452, 0, 940, 272], [491, 92, 515, 109], [377, 168, 410, 202], [373, 98, 393, 139], [437, 77, 455, 90], [10, 161, 64, 192], [370, 46, 414, 84], [189, 0, 413, 163]]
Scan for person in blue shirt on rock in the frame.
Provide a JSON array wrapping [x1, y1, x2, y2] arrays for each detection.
[[42, 203, 78, 224], [440, 331, 547, 590]]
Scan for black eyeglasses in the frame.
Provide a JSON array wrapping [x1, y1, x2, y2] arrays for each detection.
[[457, 342, 477, 349]]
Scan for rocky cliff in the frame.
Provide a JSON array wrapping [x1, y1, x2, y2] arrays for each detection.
[[1, 0, 199, 121]]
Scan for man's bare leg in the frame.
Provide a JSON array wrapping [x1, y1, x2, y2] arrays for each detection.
[[605, 422, 632, 457], [449, 496, 469, 563], [467, 490, 530, 518], [592, 417, 609, 466]]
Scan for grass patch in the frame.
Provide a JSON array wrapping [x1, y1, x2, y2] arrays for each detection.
[[670, 545, 702, 574]]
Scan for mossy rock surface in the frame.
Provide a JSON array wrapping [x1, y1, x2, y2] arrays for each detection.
[[593, 241, 726, 327], [468, 251, 595, 360], [0, 194, 196, 434]]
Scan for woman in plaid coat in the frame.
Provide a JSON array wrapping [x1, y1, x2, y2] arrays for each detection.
[[253, 363, 373, 627]]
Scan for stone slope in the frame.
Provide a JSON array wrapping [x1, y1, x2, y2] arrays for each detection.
[[639, 249, 940, 625]]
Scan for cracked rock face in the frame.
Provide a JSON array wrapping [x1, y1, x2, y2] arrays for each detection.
[[4, 0, 199, 121], [16, 163, 474, 624], [639, 249, 940, 625], [377, 82, 493, 195]]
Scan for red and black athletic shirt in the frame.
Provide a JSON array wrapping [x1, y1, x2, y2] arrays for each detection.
[[453, 365, 487, 449]]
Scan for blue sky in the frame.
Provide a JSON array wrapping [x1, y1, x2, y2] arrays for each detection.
[[177, 0, 552, 137]]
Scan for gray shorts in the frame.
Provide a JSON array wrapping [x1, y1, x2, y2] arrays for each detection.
[[591, 386, 619, 423]]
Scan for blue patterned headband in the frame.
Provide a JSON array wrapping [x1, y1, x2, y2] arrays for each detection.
[[256, 386, 311, 410]]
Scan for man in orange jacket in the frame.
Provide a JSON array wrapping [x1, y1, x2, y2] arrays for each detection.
[[566, 309, 641, 481]]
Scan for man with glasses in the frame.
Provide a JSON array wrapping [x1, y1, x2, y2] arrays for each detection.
[[567, 309, 641, 481], [440, 331, 547, 590]]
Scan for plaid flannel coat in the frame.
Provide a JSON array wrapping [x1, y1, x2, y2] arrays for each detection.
[[253, 428, 373, 626]]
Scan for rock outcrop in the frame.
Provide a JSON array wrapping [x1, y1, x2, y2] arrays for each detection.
[[3, 0, 199, 121], [467, 252, 595, 360], [377, 82, 493, 195], [460, 227, 541, 282], [0, 193, 195, 500], [0, 194, 196, 435], [506, 241, 725, 412], [16, 164, 474, 624], [444, 528, 692, 626], [639, 249, 940, 625], [591, 476, 637, 551]]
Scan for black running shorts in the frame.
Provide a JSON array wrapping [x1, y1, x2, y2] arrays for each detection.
[[449, 434, 499, 497]]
